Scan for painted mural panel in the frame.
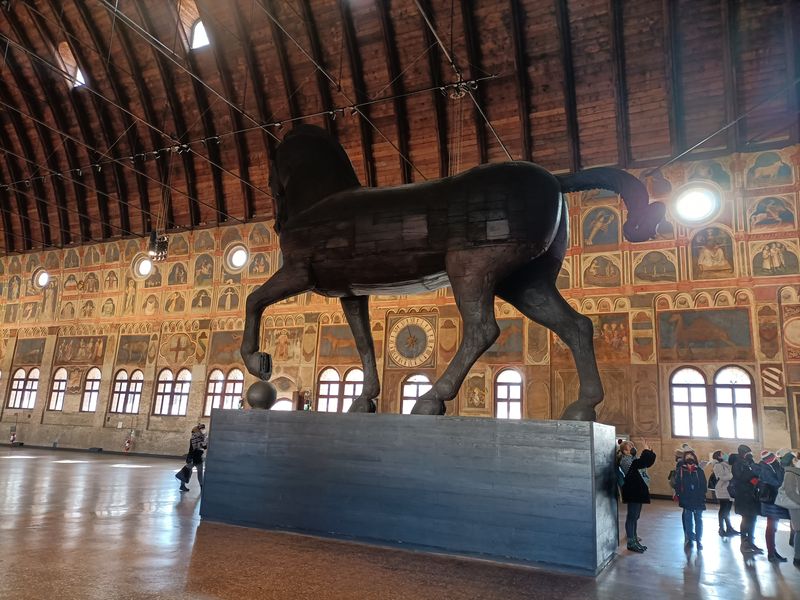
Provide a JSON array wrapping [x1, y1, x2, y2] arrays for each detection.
[[170, 235, 189, 255], [117, 335, 154, 365], [14, 338, 46, 365], [164, 291, 186, 314], [582, 207, 619, 247], [460, 371, 487, 413], [746, 152, 793, 188], [208, 331, 244, 366], [194, 254, 214, 286], [749, 196, 795, 231], [657, 309, 753, 362], [249, 253, 270, 277], [263, 327, 303, 363], [633, 251, 677, 283], [688, 159, 731, 190], [319, 324, 359, 364], [751, 241, 799, 277], [483, 318, 523, 363], [55, 336, 106, 365], [690, 227, 735, 279], [582, 256, 621, 287], [552, 313, 629, 364], [168, 263, 189, 285]]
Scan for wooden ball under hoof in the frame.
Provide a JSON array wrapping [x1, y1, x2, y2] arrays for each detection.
[[246, 381, 277, 410]]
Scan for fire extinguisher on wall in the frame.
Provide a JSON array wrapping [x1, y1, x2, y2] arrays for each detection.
[[9, 432, 16, 444], [124, 430, 134, 453]]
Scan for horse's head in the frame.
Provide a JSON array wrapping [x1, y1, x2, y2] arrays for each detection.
[[270, 125, 361, 229]]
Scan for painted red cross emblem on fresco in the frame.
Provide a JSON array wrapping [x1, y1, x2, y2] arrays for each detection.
[[169, 336, 190, 362]]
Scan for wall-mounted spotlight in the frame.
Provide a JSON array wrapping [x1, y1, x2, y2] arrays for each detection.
[[671, 182, 722, 226]]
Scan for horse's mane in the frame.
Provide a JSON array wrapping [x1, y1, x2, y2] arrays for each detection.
[[273, 125, 361, 231]]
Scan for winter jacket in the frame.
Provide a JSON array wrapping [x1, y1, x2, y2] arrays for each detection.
[[621, 449, 656, 504], [674, 463, 707, 510], [758, 461, 791, 520], [713, 460, 733, 500], [781, 466, 800, 531], [731, 454, 760, 517]]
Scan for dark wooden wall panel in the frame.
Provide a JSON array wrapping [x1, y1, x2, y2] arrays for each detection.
[[202, 410, 618, 575]]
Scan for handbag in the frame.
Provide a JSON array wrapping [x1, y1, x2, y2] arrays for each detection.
[[775, 485, 800, 510], [175, 464, 192, 483]]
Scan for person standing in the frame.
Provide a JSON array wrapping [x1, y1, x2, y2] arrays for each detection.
[[758, 450, 790, 562], [731, 444, 762, 555], [712, 450, 738, 537], [778, 451, 800, 566], [179, 423, 207, 492], [674, 449, 707, 549], [619, 441, 656, 553]]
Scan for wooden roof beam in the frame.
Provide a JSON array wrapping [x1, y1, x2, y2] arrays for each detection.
[[509, 0, 532, 162], [555, 0, 580, 172]]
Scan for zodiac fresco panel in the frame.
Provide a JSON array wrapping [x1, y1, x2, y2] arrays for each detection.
[[746, 152, 793, 188], [749, 196, 795, 231], [582, 207, 619, 247], [55, 336, 106, 365], [751, 241, 800, 277], [657, 309, 753, 362], [691, 227, 735, 280]]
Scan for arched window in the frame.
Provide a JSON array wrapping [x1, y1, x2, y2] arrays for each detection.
[[110, 370, 143, 414], [342, 368, 364, 413], [713, 367, 755, 439], [57, 42, 86, 87], [670, 368, 708, 437], [495, 369, 523, 419], [190, 20, 210, 49], [81, 367, 102, 412], [204, 368, 244, 415], [7, 368, 39, 409], [271, 398, 294, 411], [153, 369, 191, 416], [401, 374, 431, 414], [317, 368, 341, 412], [49, 367, 68, 411]]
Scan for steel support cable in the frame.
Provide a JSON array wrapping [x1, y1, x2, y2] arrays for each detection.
[[0, 34, 270, 218], [413, 0, 513, 161], [257, 2, 428, 180]]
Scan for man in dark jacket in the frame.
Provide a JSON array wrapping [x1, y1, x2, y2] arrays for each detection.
[[674, 450, 707, 549], [731, 444, 763, 554], [620, 444, 657, 553]]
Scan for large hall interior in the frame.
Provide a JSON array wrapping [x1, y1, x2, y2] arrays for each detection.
[[1, 0, 799, 598]]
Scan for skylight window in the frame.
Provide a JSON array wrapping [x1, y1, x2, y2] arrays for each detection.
[[190, 20, 210, 49], [56, 42, 86, 88]]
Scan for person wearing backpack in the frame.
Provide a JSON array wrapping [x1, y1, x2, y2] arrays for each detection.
[[618, 440, 656, 553], [731, 444, 762, 555], [711, 450, 738, 537], [674, 449, 708, 549], [758, 450, 791, 562]]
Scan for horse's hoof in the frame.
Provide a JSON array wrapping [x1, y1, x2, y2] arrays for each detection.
[[560, 402, 597, 421], [410, 399, 445, 415], [245, 352, 272, 381], [348, 398, 376, 413]]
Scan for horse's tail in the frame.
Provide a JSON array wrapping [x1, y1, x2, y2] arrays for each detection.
[[556, 167, 665, 243]]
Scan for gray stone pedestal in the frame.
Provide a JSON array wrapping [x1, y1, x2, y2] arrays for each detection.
[[201, 410, 618, 575]]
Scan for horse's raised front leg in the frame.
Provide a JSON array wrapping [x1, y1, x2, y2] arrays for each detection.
[[241, 265, 312, 380], [498, 261, 603, 421], [412, 251, 500, 415], [341, 295, 379, 413]]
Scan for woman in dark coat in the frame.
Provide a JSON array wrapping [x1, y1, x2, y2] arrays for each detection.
[[674, 450, 707, 549], [758, 450, 790, 562], [619, 442, 657, 553], [731, 444, 762, 555]]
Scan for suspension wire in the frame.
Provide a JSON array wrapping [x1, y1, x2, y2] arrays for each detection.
[[257, 3, 429, 180], [0, 97, 220, 228], [0, 34, 270, 215], [0, 74, 497, 194], [644, 74, 800, 176], [0, 141, 152, 238], [0, 203, 64, 249], [413, 0, 513, 161], [96, 0, 280, 146]]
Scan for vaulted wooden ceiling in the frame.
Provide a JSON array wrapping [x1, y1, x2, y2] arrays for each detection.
[[0, 0, 797, 253]]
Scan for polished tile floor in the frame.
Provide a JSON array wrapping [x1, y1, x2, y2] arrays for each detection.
[[1, 446, 798, 600]]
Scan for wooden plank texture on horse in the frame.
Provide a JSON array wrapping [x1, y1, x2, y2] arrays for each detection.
[[241, 125, 666, 420]]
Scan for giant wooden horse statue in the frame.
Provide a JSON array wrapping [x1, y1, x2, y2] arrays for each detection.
[[242, 125, 665, 420]]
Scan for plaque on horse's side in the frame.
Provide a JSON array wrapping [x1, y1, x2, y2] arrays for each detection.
[[242, 125, 665, 420]]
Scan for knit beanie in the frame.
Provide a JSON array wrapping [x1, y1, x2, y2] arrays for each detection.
[[738, 444, 752, 456], [759, 450, 777, 464]]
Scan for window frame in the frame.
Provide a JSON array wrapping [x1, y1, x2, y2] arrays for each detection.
[[49, 367, 68, 411], [494, 368, 523, 420], [80, 367, 102, 412], [190, 19, 210, 50], [400, 373, 432, 415], [204, 368, 244, 416], [7, 367, 39, 410], [669, 365, 757, 441], [153, 368, 192, 416], [110, 369, 144, 414]]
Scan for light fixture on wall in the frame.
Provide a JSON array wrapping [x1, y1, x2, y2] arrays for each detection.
[[147, 230, 169, 262], [31, 267, 49, 289], [131, 253, 153, 280], [224, 242, 249, 273], [671, 182, 721, 225]]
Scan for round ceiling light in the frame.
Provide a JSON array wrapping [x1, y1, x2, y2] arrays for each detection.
[[32, 268, 50, 289], [672, 185, 721, 225], [132, 253, 153, 279], [225, 243, 249, 272]]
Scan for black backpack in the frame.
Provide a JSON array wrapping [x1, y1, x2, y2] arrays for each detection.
[[708, 471, 718, 490]]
